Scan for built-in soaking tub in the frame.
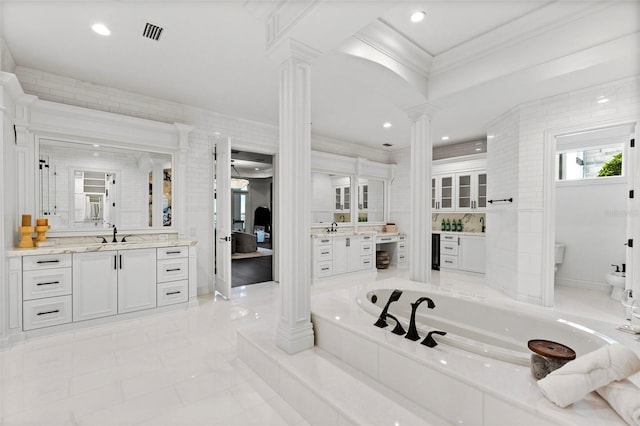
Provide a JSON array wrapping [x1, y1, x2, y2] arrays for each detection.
[[310, 280, 626, 425], [359, 288, 617, 366]]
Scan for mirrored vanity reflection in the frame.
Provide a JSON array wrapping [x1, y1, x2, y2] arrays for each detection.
[[311, 172, 386, 225], [38, 139, 173, 231]]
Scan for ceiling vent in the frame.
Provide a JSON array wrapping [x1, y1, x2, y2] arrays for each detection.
[[142, 22, 163, 41]]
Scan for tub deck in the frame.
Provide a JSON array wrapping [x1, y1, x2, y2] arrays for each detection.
[[311, 277, 635, 425]]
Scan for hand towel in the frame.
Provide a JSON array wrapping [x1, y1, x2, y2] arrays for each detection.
[[537, 343, 640, 408], [596, 379, 640, 426]]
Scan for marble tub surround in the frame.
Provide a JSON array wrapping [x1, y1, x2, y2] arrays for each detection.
[[432, 212, 485, 233], [310, 277, 637, 425]]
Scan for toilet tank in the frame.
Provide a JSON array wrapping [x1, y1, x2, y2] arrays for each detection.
[[554, 243, 566, 264]]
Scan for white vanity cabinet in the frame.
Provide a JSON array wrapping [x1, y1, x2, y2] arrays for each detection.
[[22, 254, 73, 331], [312, 235, 373, 279], [73, 248, 157, 321], [156, 246, 189, 306]]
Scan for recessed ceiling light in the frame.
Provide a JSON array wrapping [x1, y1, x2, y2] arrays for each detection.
[[410, 11, 426, 23], [475, 148, 482, 151], [441, 136, 449, 141], [383, 122, 392, 128], [93, 144, 100, 147], [91, 23, 111, 36], [487, 135, 495, 139], [254, 168, 260, 171], [597, 96, 609, 104]]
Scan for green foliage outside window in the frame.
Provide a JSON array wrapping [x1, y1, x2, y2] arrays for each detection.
[[597, 152, 622, 177]]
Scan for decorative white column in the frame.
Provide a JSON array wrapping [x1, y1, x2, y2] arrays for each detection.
[[272, 39, 319, 354], [406, 104, 437, 284]]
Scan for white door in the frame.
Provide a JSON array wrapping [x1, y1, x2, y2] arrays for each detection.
[[118, 248, 157, 314], [215, 137, 232, 299], [73, 251, 118, 321]]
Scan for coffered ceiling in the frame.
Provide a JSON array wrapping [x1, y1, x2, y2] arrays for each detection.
[[2, 1, 638, 150]]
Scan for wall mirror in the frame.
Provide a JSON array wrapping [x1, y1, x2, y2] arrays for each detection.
[[311, 173, 352, 224], [38, 138, 173, 232], [357, 178, 384, 223]]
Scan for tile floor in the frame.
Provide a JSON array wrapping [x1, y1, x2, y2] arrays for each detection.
[[0, 267, 629, 426]]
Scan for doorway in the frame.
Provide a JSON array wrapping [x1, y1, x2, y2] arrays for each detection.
[[544, 121, 637, 307], [230, 150, 274, 287]]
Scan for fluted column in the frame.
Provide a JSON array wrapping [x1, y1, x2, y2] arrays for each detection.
[[406, 104, 437, 283], [273, 39, 319, 354]]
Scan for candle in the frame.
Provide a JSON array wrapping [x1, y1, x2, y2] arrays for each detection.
[[36, 218, 48, 226], [21, 214, 32, 227]]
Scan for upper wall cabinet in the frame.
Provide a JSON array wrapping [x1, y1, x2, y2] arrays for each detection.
[[432, 154, 487, 213], [456, 171, 487, 212]]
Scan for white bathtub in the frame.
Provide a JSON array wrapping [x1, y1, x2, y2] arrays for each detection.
[[359, 287, 617, 366]]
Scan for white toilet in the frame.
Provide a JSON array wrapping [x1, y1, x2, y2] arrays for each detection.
[[606, 269, 626, 301], [554, 243, 566, 272]]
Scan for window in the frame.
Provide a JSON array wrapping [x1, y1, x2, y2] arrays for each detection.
[[555, 125, 632, 182], [556, 145, 623, 180]]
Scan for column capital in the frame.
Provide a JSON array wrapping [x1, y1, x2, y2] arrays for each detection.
[[268, 37, 322, 66], [404, 102, 438, 120], [174, 123, 193, 151]]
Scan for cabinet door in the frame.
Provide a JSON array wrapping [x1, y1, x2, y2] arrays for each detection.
[[73, 251, 117, 321], [118, 248, 157, 314], [333, 237, 348, 274], [458, 236, 486, 273], [347, 237, 362, 272], [434, 174, 455, 211], [457, 173, 473, 211], [476, 172, 487, 210]]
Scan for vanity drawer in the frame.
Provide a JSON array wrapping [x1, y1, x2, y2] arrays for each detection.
[[441, 241, 458, 256], [157, 258, 189, 283], [313, 244, 333, 261], [441, 255, 458, 269], [157, 246, 188, 259], [397, 241, 407, 251], [23, 268, 72, 301], [376, 235, 398, 243], [360, 235, 374, 242], [441, 234, 457, 243], [23, 295, 72, 331], [360, 255, 373, 269], [315, 261, 333, 278], [360, 242, 373, 256], [23, 254, 72, 271], [157, 280, 188, 306], [397, 252, 408, 264], [313, 237, 333, 246]]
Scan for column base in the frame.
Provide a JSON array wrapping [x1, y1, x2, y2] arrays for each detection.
[[276, 321, 314, 354]]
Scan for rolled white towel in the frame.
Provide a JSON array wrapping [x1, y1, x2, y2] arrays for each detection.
[[538, 343, 640, 408], [596, 379, 640, 426]]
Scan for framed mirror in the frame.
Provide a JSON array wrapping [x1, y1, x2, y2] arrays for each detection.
[[311, 172, 352, 224], [357, 178, 384, 223], [38, 138, 173, 232]]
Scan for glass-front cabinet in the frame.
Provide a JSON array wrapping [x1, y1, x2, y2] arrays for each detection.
[[432, 174, 455, 212], [456, 170, 486, 212]]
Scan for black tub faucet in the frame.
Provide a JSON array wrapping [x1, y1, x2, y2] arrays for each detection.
[[405, 297, 435, 341], [374, 289, 403, 329], [421, 330, 447, 347]]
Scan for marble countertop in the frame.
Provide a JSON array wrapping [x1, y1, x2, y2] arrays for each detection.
[[433, 231, 485, 236], [311, 231, 405, 238], [7, 239, 197, 257]]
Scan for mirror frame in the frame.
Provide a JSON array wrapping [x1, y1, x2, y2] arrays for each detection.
[[35, 135, 177, 237]]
